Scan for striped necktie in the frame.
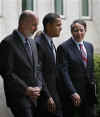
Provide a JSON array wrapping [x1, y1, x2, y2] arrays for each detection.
[[25, 39, 32, 57], [79, 44, 87, 67]]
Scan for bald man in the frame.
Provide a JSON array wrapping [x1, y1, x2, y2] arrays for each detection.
[[0, 10, 42, 117]]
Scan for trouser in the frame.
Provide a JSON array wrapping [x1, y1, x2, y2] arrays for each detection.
[[36, 109, 63, 117], [63, 102, 96, 117], [10, 103, 36, 117]]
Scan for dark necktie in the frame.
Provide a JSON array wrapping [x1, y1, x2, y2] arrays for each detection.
[[79, 44, 87, 67], [25, 39, 32, 58], [50, 40, 56, 61]]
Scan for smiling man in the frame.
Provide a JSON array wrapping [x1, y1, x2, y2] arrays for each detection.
[[56, 19, 96, 117]]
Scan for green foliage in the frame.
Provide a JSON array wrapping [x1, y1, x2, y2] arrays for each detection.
[[94, 54, 100, 116]]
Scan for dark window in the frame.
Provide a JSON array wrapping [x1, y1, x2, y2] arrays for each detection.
[[22, 0, 34, 11], [55, 0, 63, 15]]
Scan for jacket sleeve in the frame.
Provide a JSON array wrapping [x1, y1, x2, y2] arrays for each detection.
[[35, 39, 51, 99], [87, 43, 94, 81], [56, 45, 76, 96], [0, 40, 28, 96]]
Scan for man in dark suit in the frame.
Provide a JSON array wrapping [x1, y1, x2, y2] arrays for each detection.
[[56, 19, 96, 117], [0, 10, 42, 117], [35, 13, 63, 117]]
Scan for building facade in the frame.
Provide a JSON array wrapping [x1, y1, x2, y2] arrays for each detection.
[[0, 0, 100, 116]]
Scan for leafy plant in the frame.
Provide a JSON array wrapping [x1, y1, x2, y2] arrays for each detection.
[[94, 54, 100, 117]]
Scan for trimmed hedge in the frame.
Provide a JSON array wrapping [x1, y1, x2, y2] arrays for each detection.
[[94, 54, 100, 116]]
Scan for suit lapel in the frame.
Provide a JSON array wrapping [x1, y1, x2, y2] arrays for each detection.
[[70, 38, 85, 68], [84, 42, 90, 67], [13, 31, 33, 67], [41, 33, 56, 63]]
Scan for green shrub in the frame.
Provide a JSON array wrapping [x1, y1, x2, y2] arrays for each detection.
[[94, 54, 100, 116]]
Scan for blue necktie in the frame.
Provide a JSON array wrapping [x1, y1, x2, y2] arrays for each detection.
[[25, 39, 32, 58]]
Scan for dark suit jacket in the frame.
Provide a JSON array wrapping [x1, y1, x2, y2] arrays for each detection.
[[35, 33, 62, 112], [0, 30, 42, 107], [56, 37, 96, 105]]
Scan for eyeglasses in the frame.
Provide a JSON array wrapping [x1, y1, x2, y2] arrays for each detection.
[[73, 28, 84, 32], [32, 24, 38, 27]]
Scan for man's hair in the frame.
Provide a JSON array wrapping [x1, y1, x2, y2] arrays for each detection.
[[18, 10, 35, 25], [19, 12, 29, 24], [43, 13, 60, 32], [71, 19, 87, 33]]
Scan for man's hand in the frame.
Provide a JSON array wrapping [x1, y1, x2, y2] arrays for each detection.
[[48, 97, 56, 112], [26, 86, 41, 101], [71, 93, 81, 106]]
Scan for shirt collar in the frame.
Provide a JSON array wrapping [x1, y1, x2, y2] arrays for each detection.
[[72, 37, 84, 46], [43, 32, 52, 45], [16, 30, 26, 43]]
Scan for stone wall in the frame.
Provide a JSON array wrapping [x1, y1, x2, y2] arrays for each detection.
[[93, 0, 100, 38], [0, 76, 13, 117]]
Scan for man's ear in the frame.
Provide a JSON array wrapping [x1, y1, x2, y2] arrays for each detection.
[[32, 26, 35, 30], [46, 23, 50, 30]]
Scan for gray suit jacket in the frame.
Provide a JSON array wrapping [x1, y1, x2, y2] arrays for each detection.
[[0, 30, 42, 107]]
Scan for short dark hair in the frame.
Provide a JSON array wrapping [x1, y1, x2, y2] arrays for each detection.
[[71, 19, 87, 33], [43, 13, 60, 32]]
